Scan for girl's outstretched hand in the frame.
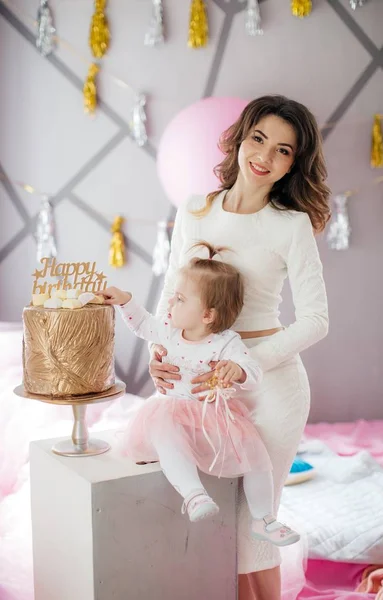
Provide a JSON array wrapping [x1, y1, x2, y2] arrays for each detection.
[[96, 287, 132, 306]]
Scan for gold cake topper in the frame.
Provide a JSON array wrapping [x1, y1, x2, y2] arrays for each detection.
[[32, 257, 108, 295]]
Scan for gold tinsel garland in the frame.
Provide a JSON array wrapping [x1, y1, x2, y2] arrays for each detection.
[[371, 115, 383, 168], [109, 216, 126, 268], [89, 0, 110, 59], [188, 0, 209, 48], [83, 0, 110, 114], [291, 0, 312, 18], [83, 63, 99, 115]]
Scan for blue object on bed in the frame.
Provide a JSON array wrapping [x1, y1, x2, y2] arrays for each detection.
[[285, 456, 315, 486]]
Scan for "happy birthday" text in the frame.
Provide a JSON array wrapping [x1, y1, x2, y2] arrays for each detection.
[[32, 258, 108, 295]]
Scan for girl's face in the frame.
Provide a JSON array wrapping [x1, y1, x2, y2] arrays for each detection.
[[238, 114, 297, 189], [168, 273, 209, 332]]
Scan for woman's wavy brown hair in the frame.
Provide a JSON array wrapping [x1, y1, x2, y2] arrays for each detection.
[[192, 95, 331, 232]]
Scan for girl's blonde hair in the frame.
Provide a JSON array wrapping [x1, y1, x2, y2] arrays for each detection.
[[192, 95, 331, 233], [181, 242, 244, 334]]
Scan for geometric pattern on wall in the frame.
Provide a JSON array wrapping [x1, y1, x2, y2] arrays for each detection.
[[0, 0, 382, 397]]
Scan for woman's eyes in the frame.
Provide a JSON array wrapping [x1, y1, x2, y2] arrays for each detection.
[[251, 136, 290, 156]]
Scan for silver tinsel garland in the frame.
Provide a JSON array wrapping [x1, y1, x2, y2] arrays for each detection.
[[130, 93, 148, 147], [36, 196, 57, 261], [36, 0, 56, 57], [327, 194, 351, 251], [152, 221, 170, 276], [245, 0, 263, 36], [144, 0, 165, 47], [349, 0, 367, 9]]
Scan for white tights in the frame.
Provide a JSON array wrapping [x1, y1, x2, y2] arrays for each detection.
[[152, 431, 274, 520]]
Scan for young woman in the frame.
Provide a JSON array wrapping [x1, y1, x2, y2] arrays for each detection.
[[149, 95, 330, 600]]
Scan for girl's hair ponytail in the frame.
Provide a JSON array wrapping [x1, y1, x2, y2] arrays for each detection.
[[182, 241, 244, 333]]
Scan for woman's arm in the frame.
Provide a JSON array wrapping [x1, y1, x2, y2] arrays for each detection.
[[249, 212, 329, 372]]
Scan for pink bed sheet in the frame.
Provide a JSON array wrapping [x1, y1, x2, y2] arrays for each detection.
[[294, 421, 383, 599], [297, 560, 375, 599], [304, 420, 383, 466]]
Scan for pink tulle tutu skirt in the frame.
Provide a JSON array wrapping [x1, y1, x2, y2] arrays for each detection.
[[121, 394, 272, 477]]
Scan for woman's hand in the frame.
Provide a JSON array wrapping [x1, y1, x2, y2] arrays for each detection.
[[97, 287, 132, 306], [149, 344, 181, 395]]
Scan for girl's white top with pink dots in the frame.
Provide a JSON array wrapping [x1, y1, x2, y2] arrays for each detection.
[[119, 297, 262, 400], [155, 191, 329, 373]]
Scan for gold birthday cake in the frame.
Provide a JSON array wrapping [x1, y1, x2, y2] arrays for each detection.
[[23, 258, 115, 398]]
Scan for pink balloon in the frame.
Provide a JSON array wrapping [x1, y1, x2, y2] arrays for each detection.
[[157, 97, 249, 207]]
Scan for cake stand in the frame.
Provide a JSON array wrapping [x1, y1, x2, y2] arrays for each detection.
[[13, 381, 126, 457]]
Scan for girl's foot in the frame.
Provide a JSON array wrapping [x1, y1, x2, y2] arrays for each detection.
[[181, 489, 219, 522], [251, 514, 300, 546]]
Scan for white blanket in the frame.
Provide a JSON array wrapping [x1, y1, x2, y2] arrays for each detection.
[[281, 443, 383, 563]]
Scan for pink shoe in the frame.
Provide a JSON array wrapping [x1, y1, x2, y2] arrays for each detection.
[[181, 489, 219, 523], [251, 514, 300, 546]]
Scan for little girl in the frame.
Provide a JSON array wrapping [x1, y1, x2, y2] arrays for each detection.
[[100, 242, 300, 546]]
